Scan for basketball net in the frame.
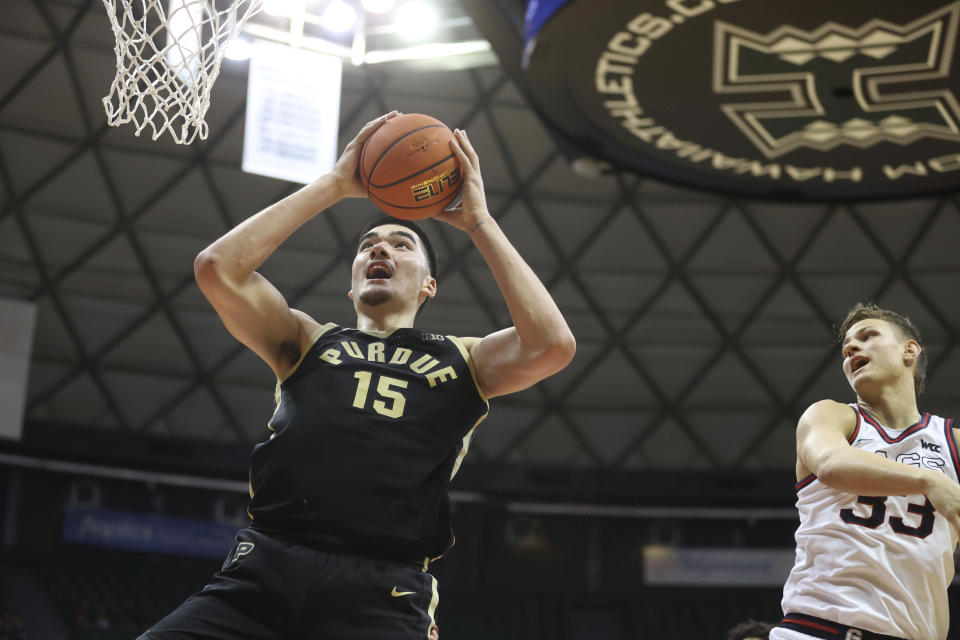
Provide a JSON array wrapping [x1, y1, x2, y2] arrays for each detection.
[[101, 0, 263, 144]]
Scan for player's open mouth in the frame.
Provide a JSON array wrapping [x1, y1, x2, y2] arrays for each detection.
[[850, 356, 869, 373], [365, 261, 393, 280]]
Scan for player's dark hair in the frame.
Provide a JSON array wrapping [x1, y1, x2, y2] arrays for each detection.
[[726, 619, 775, 640], [836, 302, 927, 396], [358, 216, 438, 312]]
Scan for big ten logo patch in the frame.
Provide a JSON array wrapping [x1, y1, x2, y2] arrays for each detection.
[[845, 629, 862, 640]]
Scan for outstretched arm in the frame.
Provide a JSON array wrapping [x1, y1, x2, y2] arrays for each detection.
[[798, 399, 960, 532], [434, 129, 575, 398], [194, 112, 399, 377]]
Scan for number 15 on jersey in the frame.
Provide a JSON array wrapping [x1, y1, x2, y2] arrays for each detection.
[[352, 371, 408, 419]]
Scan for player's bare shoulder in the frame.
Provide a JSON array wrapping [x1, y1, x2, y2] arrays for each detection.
[[291, 309, 324, 333], [798, 399, 858, 437], [795, 399, 858, 480], [456, 336, 482, 351]]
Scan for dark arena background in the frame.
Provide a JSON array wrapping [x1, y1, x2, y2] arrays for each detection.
[[1, 0, 960, 638]]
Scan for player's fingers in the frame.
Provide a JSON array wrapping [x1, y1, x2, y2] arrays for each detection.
[[356, 111, 399, 143], [454, 129, 480, 171], [448, 138, 472, 175], [369, 110, 400, 128]]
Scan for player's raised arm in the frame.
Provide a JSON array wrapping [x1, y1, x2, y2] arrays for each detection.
[[798, 399, 923, 494], [433, 129, 575, 398], [194, 112, 399, 377], [797, 399, 960, 529]]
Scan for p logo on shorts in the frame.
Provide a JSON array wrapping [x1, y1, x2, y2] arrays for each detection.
[[232, 542, 255, 562], [844, 630, 862, 640]]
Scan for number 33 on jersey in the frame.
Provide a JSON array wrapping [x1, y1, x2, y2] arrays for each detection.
[[782, 405, 960, 639]]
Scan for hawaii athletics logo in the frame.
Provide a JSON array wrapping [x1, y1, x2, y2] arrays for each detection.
[[523, 0, 960, 200], [713, 4, 960, 159]]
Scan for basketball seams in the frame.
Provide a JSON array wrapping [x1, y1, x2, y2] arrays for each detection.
[[365, 124, 446, 186], [369, 154, 458, 189]]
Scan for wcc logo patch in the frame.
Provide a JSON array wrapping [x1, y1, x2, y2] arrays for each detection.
[[522, 0, 960, 200]]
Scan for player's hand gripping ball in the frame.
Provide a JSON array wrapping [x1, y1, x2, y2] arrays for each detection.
[[359, 113, 463, 220]]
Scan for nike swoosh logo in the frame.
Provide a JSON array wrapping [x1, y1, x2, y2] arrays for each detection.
[[391, 587, 416, 597]]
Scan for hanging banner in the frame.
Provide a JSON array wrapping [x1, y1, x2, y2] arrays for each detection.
[[0, 297, 36, 441], [243, 40, 343, 184]]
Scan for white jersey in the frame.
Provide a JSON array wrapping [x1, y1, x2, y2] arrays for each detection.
[[781, 404, 959, 640]]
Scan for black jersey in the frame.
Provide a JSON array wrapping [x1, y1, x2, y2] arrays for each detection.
[[247, 323, 489, 565]]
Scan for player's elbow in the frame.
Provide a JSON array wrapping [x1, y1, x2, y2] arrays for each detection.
[[194, 250, 215, 282], [812, 459, 838, 485], [811, 449, 851, 487], [555, 329, 577, 368], [816, 465, 853, 491], [540, 328, 576, 374], [194, 249, 229, 293]]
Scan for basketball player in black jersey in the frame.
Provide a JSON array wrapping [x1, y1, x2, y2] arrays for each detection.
[[139, 111, 575, 640]]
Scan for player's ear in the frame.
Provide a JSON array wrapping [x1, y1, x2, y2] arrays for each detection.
[[347, 288, 354, 301], [421, 276, 436, 300], [903, 339, 921, 365]]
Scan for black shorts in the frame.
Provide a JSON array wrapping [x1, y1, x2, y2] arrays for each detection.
[[139, 528, 438, 640]]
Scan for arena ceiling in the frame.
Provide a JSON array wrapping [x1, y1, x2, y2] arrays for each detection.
[[2, 0, 960, 481]]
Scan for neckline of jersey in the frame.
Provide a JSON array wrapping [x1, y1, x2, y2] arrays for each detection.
[[856, 404, 930, 441], [353, 326, 407, 339]]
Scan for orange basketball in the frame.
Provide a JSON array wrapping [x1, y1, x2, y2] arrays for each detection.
[[359, 113, 462, 220]]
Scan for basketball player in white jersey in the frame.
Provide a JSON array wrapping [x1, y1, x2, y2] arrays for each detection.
[[771, 303, 960, 640]]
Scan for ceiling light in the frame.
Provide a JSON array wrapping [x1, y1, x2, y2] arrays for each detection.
[[224, 37, 254, 61], [361, 0, 396, 13], [322, 0, 358, 32], [396, 1, 437, 39], [362, 39, 490, 64], [262, 0, 305, 17]]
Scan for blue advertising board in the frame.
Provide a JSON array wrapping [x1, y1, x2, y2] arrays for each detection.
[[62, 506, 240, 558]]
